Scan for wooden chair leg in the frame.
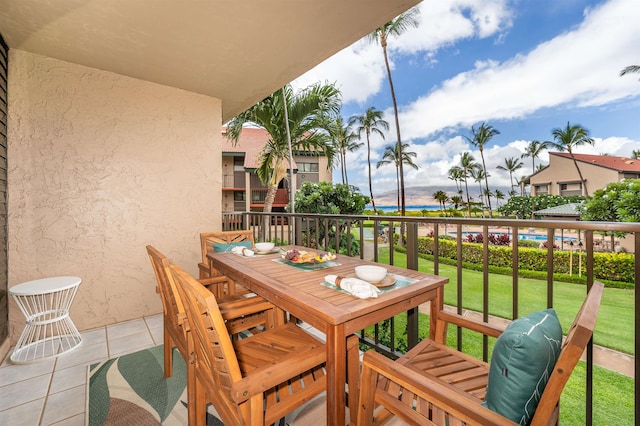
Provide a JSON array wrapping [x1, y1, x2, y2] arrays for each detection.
[[186, 338, 198, 426], [194, 375, 207, 426], [356, 352, 378, 426], [347, 334, 361, 425], [163, 328, 172, 378]]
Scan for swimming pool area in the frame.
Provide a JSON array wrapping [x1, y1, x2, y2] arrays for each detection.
[[357, 228, 578, 244], [451, 232, 578, 243]]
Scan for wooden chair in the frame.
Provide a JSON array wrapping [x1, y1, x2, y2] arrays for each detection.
[[171, 262, 332, 425], [357, 281, 604, 426], [198, 230, 255, 279], [147, 245, 279, 424]]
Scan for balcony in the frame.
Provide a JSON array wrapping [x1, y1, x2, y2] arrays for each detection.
[[240, 211, 638, 425], [250, 188, 289, 208], [2, 212, 637, 424]]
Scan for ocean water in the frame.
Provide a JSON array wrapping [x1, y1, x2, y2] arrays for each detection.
[[368, 205, 440, 212]]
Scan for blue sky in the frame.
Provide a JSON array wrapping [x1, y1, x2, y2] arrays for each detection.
[[294, 0, 640, 198]]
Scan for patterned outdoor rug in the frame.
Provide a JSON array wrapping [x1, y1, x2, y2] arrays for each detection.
[[87, 345, 223, 425], [88, 344, 327, 425]]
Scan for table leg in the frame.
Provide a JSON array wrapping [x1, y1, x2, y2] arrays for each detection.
[[326, 324, 347, 426]]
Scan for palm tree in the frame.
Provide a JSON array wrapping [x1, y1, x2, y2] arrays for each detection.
[[376, 142, 419, 211], [521, 140, 548, 174], [368, 7, 420, 218], [465, 122, 499, 217], [450, 195, 463, 211], [459, 152, 478, 217], [227, 83, 340, 215], [448, 166, 464, 194], [548, 122, 595, 197], [432, 190, 449, 213], [494, 189, 505, 208], [497, 157, 524, 194], [327, 116, 361, 186], [620, 65, 640, 80], [632, 149, 640, 160], [470, 167, 487, 216], [349, 107, 389, 214]]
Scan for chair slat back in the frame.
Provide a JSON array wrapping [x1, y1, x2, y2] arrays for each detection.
[[170, 263, 244, 422], [146, 245, 186, 339], [530, 281, 604, 425], [200, 230, 255, 265]]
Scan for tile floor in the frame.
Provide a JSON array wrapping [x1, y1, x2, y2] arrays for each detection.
[[0, 314, 165, 426]]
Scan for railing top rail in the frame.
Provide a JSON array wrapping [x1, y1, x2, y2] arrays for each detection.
[[239, 212, 640, 233]]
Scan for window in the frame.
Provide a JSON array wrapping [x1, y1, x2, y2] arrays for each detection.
[[233, 156, 244, 172], [535, 184, 549, 194], [233, 191, 245, 201], [298, 162, 319, 172]]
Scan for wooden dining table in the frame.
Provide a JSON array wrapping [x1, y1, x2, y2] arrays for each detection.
[[208, 245, 448, 426]]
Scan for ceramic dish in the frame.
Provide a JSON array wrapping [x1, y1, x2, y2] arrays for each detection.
[[253, 248, 280, 255], [347, 273, 396, 288]]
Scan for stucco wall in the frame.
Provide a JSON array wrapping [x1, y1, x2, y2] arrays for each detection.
[[531, 155, 618, 196], [7, 51, 222, 341]]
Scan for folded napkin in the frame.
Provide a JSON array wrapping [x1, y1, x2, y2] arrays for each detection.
[[231, 246, 254, 257], [325, 275, 382, 299]]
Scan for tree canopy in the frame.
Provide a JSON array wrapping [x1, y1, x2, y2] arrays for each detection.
[[581, 179, 640, 222], [294, 181, 370, 215]]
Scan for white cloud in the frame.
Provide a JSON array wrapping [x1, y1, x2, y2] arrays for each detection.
[[297, 0, 640, 197], [293, 0, 514, 105], [400, 0, 640, 139]]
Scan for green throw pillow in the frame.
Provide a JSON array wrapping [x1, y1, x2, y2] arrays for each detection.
[[482, 308, 562, 425], [212, 241, 252, 253]]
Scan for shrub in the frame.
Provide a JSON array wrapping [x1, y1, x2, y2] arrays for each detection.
[[414, 236, 634, 285]]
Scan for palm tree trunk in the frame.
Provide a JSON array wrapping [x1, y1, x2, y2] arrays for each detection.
[[395, 165, 400, 212], [382, 40, 405, 217], [366, 135, 377, 213], [479, 150, 492, 217], [261, 183, 278, 241], [570, 156, 589, 197], [341, 150, 347, 185], [464, 178, 471, 217]]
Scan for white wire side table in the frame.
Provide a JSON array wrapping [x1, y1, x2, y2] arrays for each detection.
[[9, 276, 83, 364]]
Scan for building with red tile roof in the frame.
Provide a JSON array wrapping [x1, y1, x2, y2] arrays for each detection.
[[528, 152, 640, 196]]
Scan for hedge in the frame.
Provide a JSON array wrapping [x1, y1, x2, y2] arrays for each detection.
[[413, 236, 634, 286]]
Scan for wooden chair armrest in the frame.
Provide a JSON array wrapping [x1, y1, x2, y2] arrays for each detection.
[[231, 344, 327, 403], [219, 298, 275, 320], [359, 350, 517, 426], [436, 310, 504, 341], [199, 276, 230, 286]]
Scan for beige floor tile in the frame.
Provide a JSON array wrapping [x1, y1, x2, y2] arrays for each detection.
[[48, 413, 85, 426], [0, 373, 51, 411], [0, 356, 55, 386], [49, 363, 88, 394], [108, 329, 155, 358], [41, 384, 85, 425], [106, 318, 148, 341], [0, 398, 44, 426], [55, 341, 108, 371], [79, 327, 107, 347]]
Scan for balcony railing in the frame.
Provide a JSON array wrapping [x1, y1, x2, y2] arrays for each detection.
[[222, 211, 640, 425]]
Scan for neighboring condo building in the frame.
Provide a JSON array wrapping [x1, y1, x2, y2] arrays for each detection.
[[528, 152, 640, 197], [221, 127, 332, 213]]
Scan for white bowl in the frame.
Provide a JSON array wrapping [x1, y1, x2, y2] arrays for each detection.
[[354, 265, 388, 283], [255, 242, 275, 252]]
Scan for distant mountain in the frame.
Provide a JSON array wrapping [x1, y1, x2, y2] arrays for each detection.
[[374, 185, 512, 207]]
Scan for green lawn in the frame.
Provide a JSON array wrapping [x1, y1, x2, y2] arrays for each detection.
[[377, 248, 634, 355]]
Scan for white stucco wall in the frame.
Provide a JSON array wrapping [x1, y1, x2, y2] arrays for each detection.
[[7, 51, 222, 341]]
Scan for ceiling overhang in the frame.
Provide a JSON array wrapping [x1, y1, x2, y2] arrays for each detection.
[[0, 0, 420, 122]]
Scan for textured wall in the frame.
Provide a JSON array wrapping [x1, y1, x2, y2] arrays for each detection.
[[7, 51, 222, 340]]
